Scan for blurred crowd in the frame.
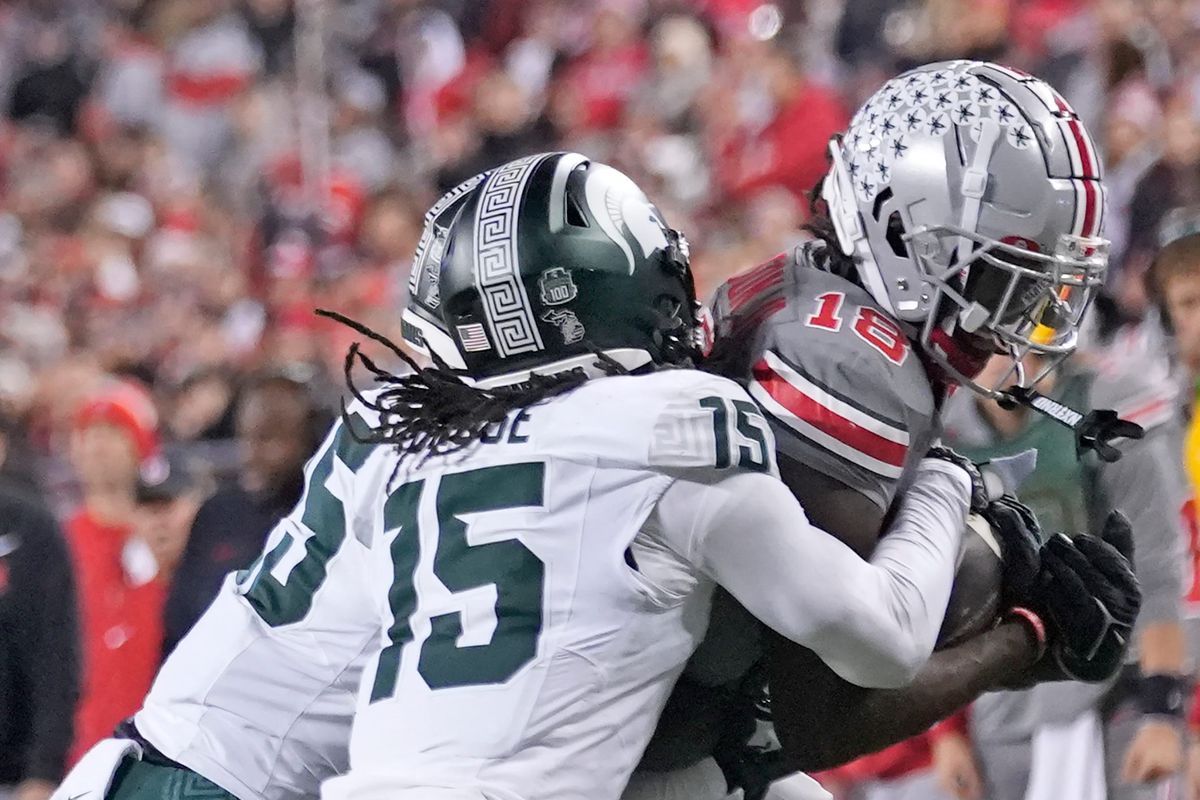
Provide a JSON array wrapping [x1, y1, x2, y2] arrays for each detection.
[[6, 0, 1200, 799]]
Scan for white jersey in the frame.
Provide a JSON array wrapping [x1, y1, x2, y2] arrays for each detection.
[[326, 370, 780, 800], [136, 369, 779, 800], [135, 408, 381, 800], [135, 367, 970, 800]]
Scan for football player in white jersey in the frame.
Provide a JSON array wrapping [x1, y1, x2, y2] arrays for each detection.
[[55, 153, 1003, 800], [629, 61, 1145, 800]]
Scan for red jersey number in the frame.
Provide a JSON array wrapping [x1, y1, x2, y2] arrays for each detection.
[[854, 308, 909, 365], [805, 291, 845, 331], [805, 294, 910, 365]]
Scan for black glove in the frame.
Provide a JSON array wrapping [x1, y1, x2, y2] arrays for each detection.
[[925, 446, 988, 512], [1036, 511, 1141, 682], [980, 494, 1042, 610]]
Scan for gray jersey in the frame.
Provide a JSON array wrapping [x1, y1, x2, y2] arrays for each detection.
[[708, 244, 942, 512], [636, 245, 949, 776]]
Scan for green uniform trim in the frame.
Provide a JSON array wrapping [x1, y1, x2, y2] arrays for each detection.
[[107, 759, 237, 800]]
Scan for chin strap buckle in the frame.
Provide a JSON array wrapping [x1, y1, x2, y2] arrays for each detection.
[[998, 386, 1144, 462]]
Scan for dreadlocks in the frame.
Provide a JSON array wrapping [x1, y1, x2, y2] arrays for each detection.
[[317, 310, 623, 462]]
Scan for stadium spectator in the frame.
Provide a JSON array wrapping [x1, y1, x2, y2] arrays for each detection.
[[1123, 96, 1200, 315], [1156, 231, 1200, 415], [133, 452, 206, 593], [709, 32, 847, 205], [159, 0, 262, 175], [1100, 81, 1163, 279], [7, 18, 91, 137], [0, 413, 79, 800], [65, 381, 165, 765], [1148, 228, 1200, 800], [165, 367, 238, 443], [556, 4, 649, 134], [161, 371, 321, 656]]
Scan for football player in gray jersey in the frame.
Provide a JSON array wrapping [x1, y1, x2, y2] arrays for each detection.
[[628, 60, 1139, 800]]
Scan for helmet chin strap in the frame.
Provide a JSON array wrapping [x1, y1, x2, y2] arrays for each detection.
[[997, 385, 1145, 463]]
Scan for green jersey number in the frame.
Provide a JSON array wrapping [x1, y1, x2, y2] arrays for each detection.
[[371, 461, 547, 699], [240, 414, 374, 626], [239, 415, 548, 695], [699, 396, 772, 472]]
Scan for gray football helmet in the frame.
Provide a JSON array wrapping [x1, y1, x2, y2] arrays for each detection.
[[821, 60, 1109, 397]]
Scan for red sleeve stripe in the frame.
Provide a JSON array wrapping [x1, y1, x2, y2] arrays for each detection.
[[1118, 394, 1177, 430], [750, 352, 909, 478], [726, 253, 787, 311], [732, 297, 787, 336]]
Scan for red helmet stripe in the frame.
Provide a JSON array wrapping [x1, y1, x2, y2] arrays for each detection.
[[1067, 119, 1099, 179], [1081, 179, 1099, 238]]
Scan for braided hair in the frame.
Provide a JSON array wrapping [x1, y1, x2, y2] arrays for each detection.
[[317, 309, 627, 462]]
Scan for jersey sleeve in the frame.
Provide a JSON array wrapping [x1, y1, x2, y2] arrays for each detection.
[[1088, 362, 1180, 434], [746, 333, 934, 511], [655, 458, 969, 688]]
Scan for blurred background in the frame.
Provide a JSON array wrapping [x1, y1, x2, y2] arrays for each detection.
[[2, 0, 1197, 500], [3, 1, 1200, 800]]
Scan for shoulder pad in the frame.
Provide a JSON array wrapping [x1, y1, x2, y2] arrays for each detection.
[[711, 251, 933, 418], [647, 372, 778, 476], [709, 254, 940, 508], [557, 371, 779, 476], [750, 347, 926, 479]]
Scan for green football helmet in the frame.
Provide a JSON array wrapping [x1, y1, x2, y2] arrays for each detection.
[[402, 152, 700, 387]]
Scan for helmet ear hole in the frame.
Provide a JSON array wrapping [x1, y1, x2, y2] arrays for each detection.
[[885, 211, 908, 258], [565, 193, 589, 228]]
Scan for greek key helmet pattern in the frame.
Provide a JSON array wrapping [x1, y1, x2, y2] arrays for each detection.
[[473, 154, 548, 358], [408, 172, 485, 300]]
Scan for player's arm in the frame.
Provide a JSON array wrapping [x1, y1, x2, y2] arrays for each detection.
[[662, 457, 971, 689], [765, 455, 1042, 771]]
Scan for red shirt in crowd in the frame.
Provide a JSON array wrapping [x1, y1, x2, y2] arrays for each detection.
[[560, 42, 649, 131], [816, 712, 967, 786], [65, 509, 164, 765], [715, 80, 848, 204]]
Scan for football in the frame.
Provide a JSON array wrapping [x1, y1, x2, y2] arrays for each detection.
[[935, 514, 1004, 650]]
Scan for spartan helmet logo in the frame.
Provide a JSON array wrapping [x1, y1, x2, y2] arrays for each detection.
[[584, 164, 670, 274]]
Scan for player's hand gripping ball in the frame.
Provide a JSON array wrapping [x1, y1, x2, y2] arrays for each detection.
[[980, 495, 1042, 611]]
